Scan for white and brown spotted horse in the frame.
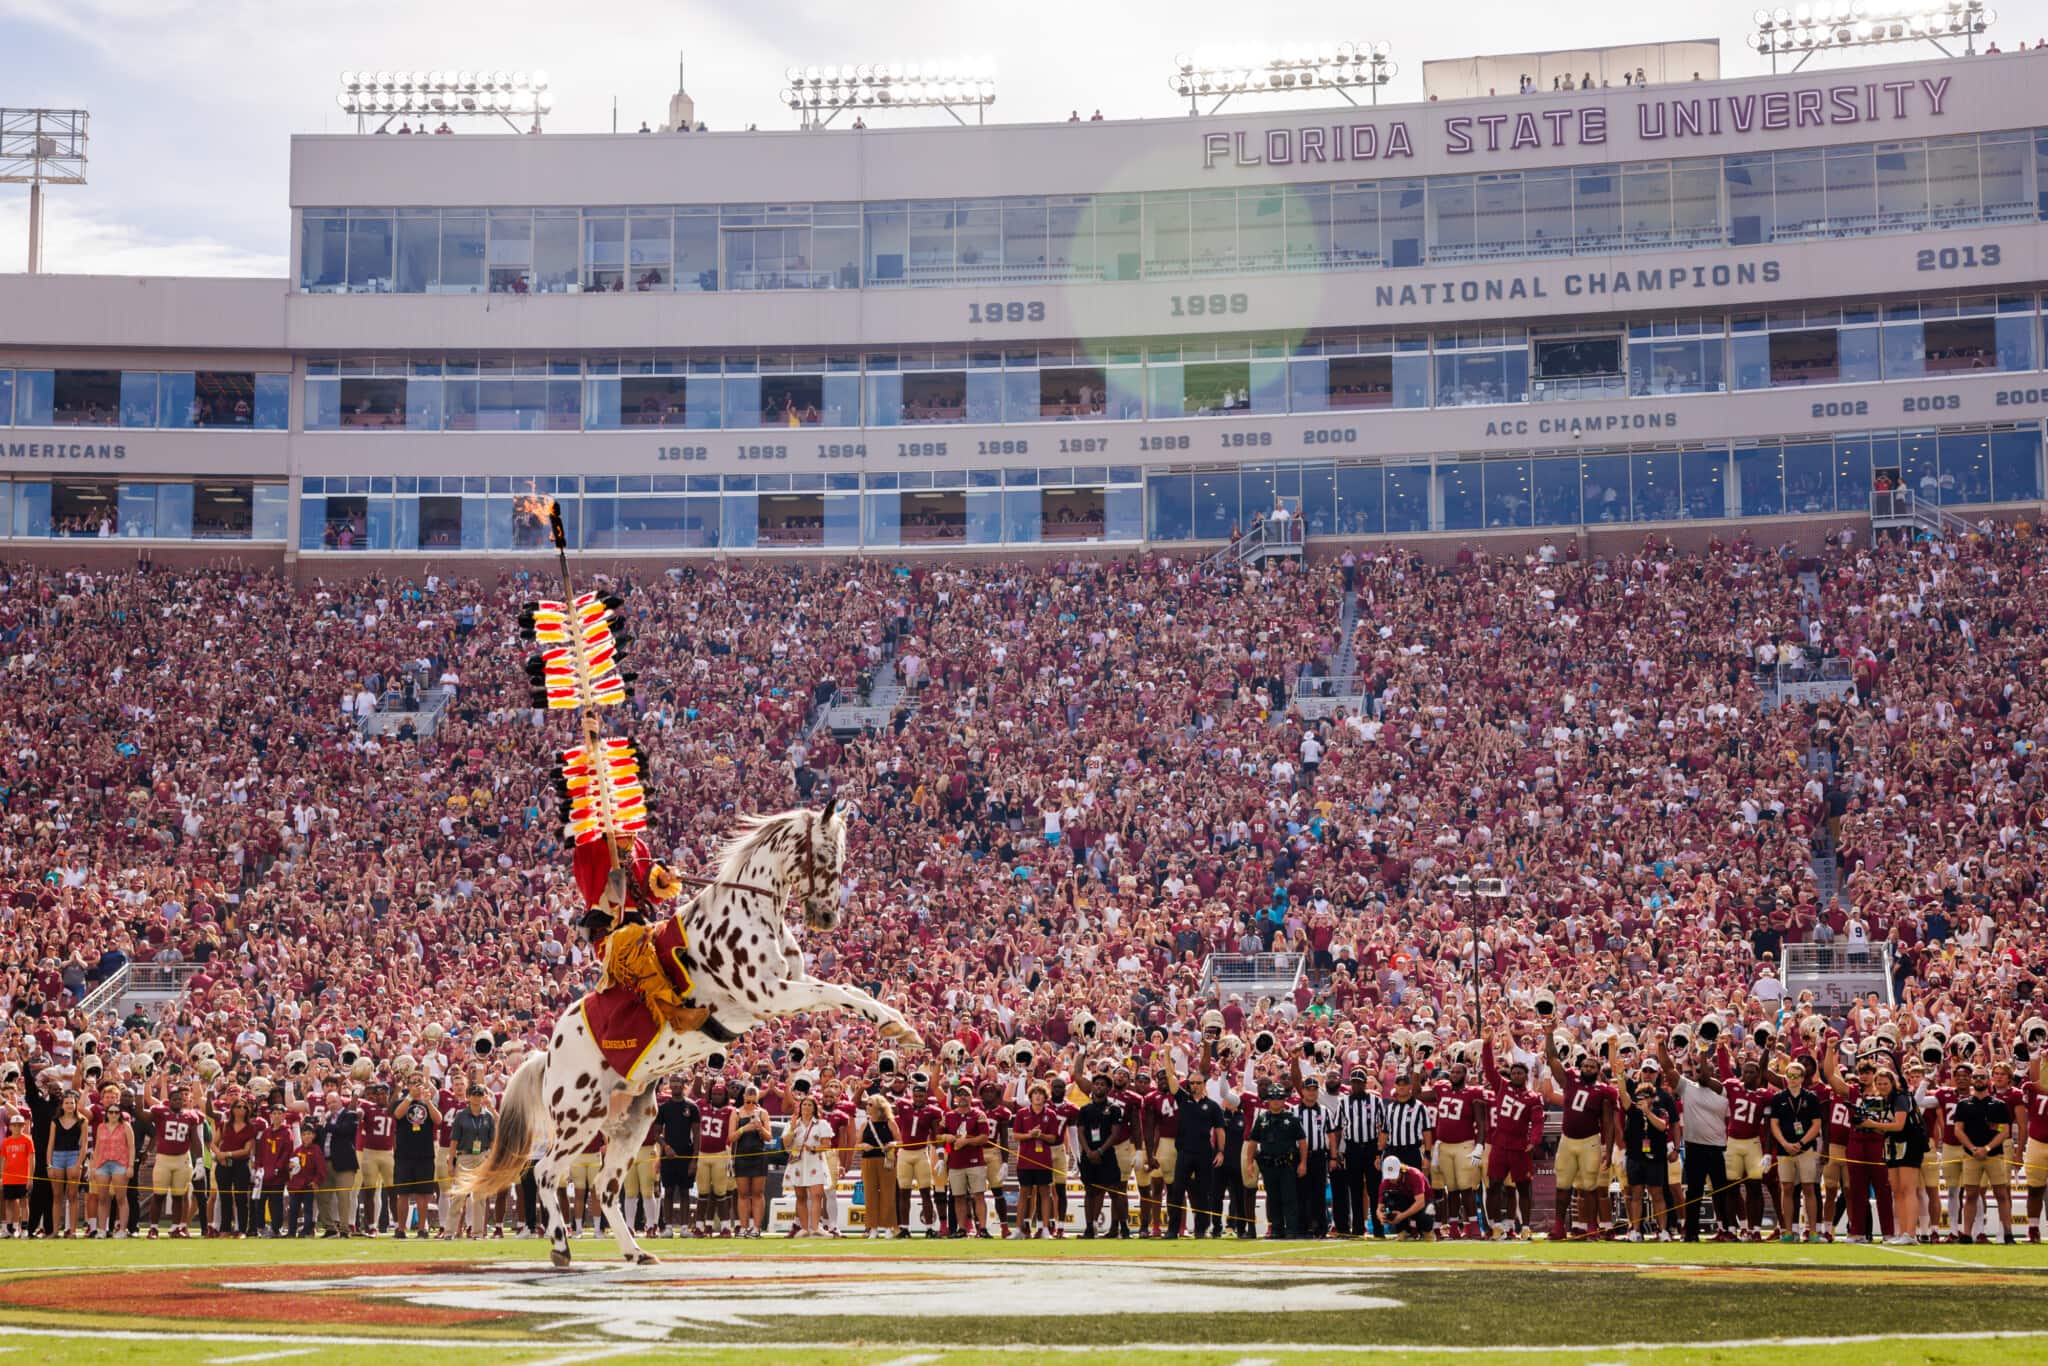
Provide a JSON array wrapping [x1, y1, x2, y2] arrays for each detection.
[[456, 802, 923, 1265]]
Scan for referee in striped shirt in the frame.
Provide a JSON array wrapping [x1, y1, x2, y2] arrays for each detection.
[[1333, 1069, 1381, 1236], [1295, 1075, 1334, 1237], [1376, 1072, 1435, 1175]]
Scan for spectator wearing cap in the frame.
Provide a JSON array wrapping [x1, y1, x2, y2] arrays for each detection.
[[1, 1112, 30, 1234], [1655, 1030, 1731, 1243], [1249, 1083, 1307, 1238], [1377, 1154, 1434, 1240], [943, 1083, 993, 1238]]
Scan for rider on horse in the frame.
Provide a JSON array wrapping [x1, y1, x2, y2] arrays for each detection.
[[571, 836, 710, 1041]]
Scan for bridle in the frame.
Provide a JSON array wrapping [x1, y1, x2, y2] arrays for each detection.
[[671, 803, 837, 910]]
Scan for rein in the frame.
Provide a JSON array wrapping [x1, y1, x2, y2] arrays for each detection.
[[671, 871, 781, 901]]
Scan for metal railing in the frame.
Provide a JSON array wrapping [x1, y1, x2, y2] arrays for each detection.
[[1199, 951, 1306, 1001], [1201, 515, 1306, 575], [1870, 487, 1983, 541], [1781, 941, 1893, 1009], [75, 964, 131, 1019], [125, 961, 205, 997]]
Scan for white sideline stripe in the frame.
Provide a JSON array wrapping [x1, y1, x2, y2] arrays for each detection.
[[205, 1351, 319, 1364], [1867, 1241, 1976, 1267], [8, 1328, 2048, 1355], [874, 1355, 943, 1366], [1227, 1358, 1278, 1366]]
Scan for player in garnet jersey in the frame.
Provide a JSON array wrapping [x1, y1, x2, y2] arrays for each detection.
[[695, 1078, 737, 1236], [142, 1079, 206, 1238], [1932, 1061, 1973, 1241], [1542, 1027, 1618, 1240], [1429, 1059, 1489, 1240], [2020, 1049, 2048, 1243], [1987, 1060, 2025, 1244], [1010, 1080, 1061, 1238], [978, 1079, 1015, 1237], [1719, 1054, 1779, 1240], [1481, 1031, 1544, 1240], [354, 1080, 398, 1234], [894, 1081, 947, 1236]]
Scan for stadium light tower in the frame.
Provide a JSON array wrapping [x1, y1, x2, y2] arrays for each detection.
[[1172, 44, 1396, 116], [0, 108, 88, 274], [337, 70, 556, 133], [780, 62, 996, 129], [1748, 1, 1995, 73]]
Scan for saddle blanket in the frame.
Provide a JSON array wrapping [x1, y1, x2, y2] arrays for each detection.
[[580, 985, 664, 1081]]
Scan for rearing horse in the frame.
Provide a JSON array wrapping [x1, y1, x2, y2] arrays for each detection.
[[457, 802, 922, 1265]]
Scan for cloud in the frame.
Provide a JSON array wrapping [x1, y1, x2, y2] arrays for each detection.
[[0, 195, 285, 277]]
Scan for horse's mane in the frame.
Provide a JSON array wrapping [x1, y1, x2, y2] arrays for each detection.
[[709, 807, 815, 886]]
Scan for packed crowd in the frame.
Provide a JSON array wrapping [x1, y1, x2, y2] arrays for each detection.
[[1, 518, 2046, 1244]]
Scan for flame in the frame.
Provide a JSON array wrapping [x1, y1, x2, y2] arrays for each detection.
[[516, 494, 555, 522]]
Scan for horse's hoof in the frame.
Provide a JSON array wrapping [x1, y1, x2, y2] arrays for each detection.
[[625, 1251, 658, 1266], [550, 1247, 572, 1269]]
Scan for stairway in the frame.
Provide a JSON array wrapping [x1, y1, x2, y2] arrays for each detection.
[[822, 649, 912, 734], [1291, 588, 1366, 720]]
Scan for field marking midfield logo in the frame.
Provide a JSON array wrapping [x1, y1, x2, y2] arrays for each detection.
[[227, 1259, 1403, 1341]]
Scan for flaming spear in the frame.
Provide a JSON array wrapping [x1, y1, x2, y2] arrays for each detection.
[[517, 496, 646, 919]]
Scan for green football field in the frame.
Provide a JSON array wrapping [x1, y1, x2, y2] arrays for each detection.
[[1, 1233, 2045, 1365]]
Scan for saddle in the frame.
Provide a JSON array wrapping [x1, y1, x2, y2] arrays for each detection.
[[583, 913, 710, 1080]]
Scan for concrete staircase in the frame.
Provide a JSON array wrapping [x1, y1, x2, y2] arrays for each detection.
[[1291, 588, 1367, 720]]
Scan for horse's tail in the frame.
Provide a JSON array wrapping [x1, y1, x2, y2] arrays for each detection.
[[454, 1050, 548, 1200]]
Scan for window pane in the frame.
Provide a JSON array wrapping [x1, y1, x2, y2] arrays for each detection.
[[1581, 453, 1627, 523], [395, 215, 437, 293], [1531, 456, 1580, 525], [1384, 466, 1428, 531], [1483, 458, 1532, 527], [1991, 427, 2043, 502], [300, 215, 348, 291], [1631, 451, 1680, 522], [1146, 473, 1192, 541], [119, 373, 159, 428], [346, 215, 393, 292], [1734, 445, 1785, 516], [1682, 448, 1729, 520], [1783, 441, 1834, 514]]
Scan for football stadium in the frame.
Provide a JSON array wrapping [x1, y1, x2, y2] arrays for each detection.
[[5, 4, 2048, 1363]]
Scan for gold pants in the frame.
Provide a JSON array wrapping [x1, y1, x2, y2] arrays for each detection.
[[602, 922, 709, 1036]]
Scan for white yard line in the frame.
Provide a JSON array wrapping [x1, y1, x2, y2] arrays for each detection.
[[873, 1355, 943, 1366], [1865, 1240, 1978, 1267], [1226, 1358, 1278, 1366], [204, 1350, 319, 1364]]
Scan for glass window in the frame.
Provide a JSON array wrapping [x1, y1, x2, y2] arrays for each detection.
[[1883, 321, 1926, 380], [346, 213, 393, 292], [1286, 184, 1332, 268], [119, 373, 159, 428], [1238, 190, 1283, 270], [156, 482, 194, 539], [1581, 453, 1628, 523], [299, 214, 347, 291], [1573, 166, 1619, 249], [1146, 472, 1193, 541], [1782, 441, 1834, 514], [1003, 488, 1042, 542], [1531, 456, 1580, 525], [1772, 151, 1825, 237], [1981, 134, 2030, 220], [1834, 436, 1874, 512], [193, 481, 255, 538], [1939, 429, 1992, 505], [395, 214, 438, 293], [1682, 447, 1729, 520], [1384, 465, 1429, 532], [1875, 142, 1928, 225], [1621, 165, 1671, 242], [1991, 426, 2043, 502], [254, 374, 290, 429], [1523, 170, 1571, 253], [1900, 431, 1940, 501], [1482, 458, 1532, 528], [1631, 451, 1681, 522], [3, 384, 68, 444], [1332, 185, 1381, 265], [1191, 470, 1239, 538], [1824, 144, 1877, 226], [1428, 176, 1475, 259], [1333, 465, 1382, 534], [1475, 174, 1522, 255], [1189, 190, 1236, 273], [252, 484, 289, 540], [487, 211, 533, 293], [1927, 136, 1980, 219], [1725, 155, 1771, 245], [1734, 444, 1785, 516], [0, 370, 10, 426], [436, 214, 483, 293]]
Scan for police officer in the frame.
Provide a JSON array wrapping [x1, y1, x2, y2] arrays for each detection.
[[1249, 1083, 1308, 1239]]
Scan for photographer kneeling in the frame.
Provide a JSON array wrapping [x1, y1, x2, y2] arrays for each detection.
[[1378, 1155, 1436, 1241]]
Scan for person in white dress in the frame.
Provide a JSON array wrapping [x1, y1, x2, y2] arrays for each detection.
[[785, 1096, 838, 1237]]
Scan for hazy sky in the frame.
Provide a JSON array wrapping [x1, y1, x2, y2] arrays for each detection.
[[1, 0, 2041, 277]]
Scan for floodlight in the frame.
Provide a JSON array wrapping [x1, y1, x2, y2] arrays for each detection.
[[779, 60, 997, 126], [1175, 42, 1395, 110]]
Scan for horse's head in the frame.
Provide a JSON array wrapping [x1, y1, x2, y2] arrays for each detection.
[[793, 796, 846, 934]]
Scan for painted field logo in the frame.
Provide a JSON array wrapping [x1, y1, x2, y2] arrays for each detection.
[[230, 1259, 1402, 1341]]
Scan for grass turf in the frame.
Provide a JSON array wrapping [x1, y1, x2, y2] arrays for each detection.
[[0, 1234, 2044, 1366]]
